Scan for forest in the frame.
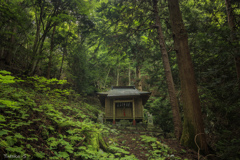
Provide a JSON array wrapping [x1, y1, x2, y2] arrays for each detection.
[[0, 0, 239, 159]]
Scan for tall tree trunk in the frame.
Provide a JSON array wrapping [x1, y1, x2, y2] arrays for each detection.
[[32, 11, 41, 59], [129, 62, 131, 86], [5, 27, 17, 65], [104, 68, 111, 88], [136, 63, 142, 91], [29, 30, 49, 75], [225, 0, 240, 88], [29, 8, 41, 75], [59, 46, 67, 79], [47, 24, 56, 79], [152, 0, 182, 140], [59, 25, 69, 80], [116, 64, 120, 86], [29, 4, 53, 76], [168, 0, 208, 154]]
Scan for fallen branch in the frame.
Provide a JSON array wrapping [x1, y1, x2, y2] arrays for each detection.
[[194, 133, 204, 160], [195, 133, 217, 160]]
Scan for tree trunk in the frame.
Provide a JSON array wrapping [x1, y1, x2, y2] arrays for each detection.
[[225, 0, 240, 88], [59, 46, 67, 79], [47, 25, 56, 79], [129, 62, 131, 86], [29, 30, 49, 75], [136, 63, 142, 91], [5, 27, 17, 65], [168, 0, 208, 154], [152, 0, 182, 140], [29, 8, 41, 75], [32, 11, 41, 60], [116, 64, 120, 86], [104, 68, 111, 88], [29, 5, 53, 76]]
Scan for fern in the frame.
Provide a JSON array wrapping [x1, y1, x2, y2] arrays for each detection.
[[0, 71, 110, 160], [57, 151, 69, 158], [35, 152, 45, 158], [0, 70, 16, 84]]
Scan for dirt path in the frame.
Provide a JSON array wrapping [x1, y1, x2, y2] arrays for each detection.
[[105, 129, 199, 160]]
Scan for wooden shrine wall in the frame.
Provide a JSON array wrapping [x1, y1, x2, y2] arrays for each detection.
[[104, 97, 143, 120]]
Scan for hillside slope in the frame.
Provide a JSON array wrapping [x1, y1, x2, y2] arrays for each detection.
[[0, 70, 114, 159], [0, 70, 199, 160]]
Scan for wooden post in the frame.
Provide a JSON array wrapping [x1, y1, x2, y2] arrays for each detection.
[[133, 98, 136, 125], [113, 99, 116, 124], [105, 98, 107, 119]]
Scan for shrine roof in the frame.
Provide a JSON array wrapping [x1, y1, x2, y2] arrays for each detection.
[[97, 86, 151, 97], [97, 86, 151, 106]]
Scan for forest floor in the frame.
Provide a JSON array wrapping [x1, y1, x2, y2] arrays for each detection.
[[103, 126, 200, 160], [87, 96, 201, 160]]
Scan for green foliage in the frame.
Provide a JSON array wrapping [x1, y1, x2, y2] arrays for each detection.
[[0, 70, 16, 84], [0, 71, 141, 160], [0, 72, 89, 159], [27, 76, 69, 94], [145, 97, 174, 133], [140, 135, 157, 143], [139, 135, 181, 160], [68, 45, 96, 94]]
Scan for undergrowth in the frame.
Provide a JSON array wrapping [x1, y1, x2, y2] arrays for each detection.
[[140, 135, 184, 160], [0, 70, 134, 159]]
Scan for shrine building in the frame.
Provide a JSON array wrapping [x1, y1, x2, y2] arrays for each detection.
[[97, 86, 151, 125]]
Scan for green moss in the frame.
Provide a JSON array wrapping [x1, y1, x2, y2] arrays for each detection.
[[87, 131, 100, 151], [180, 119, 198, 151]]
